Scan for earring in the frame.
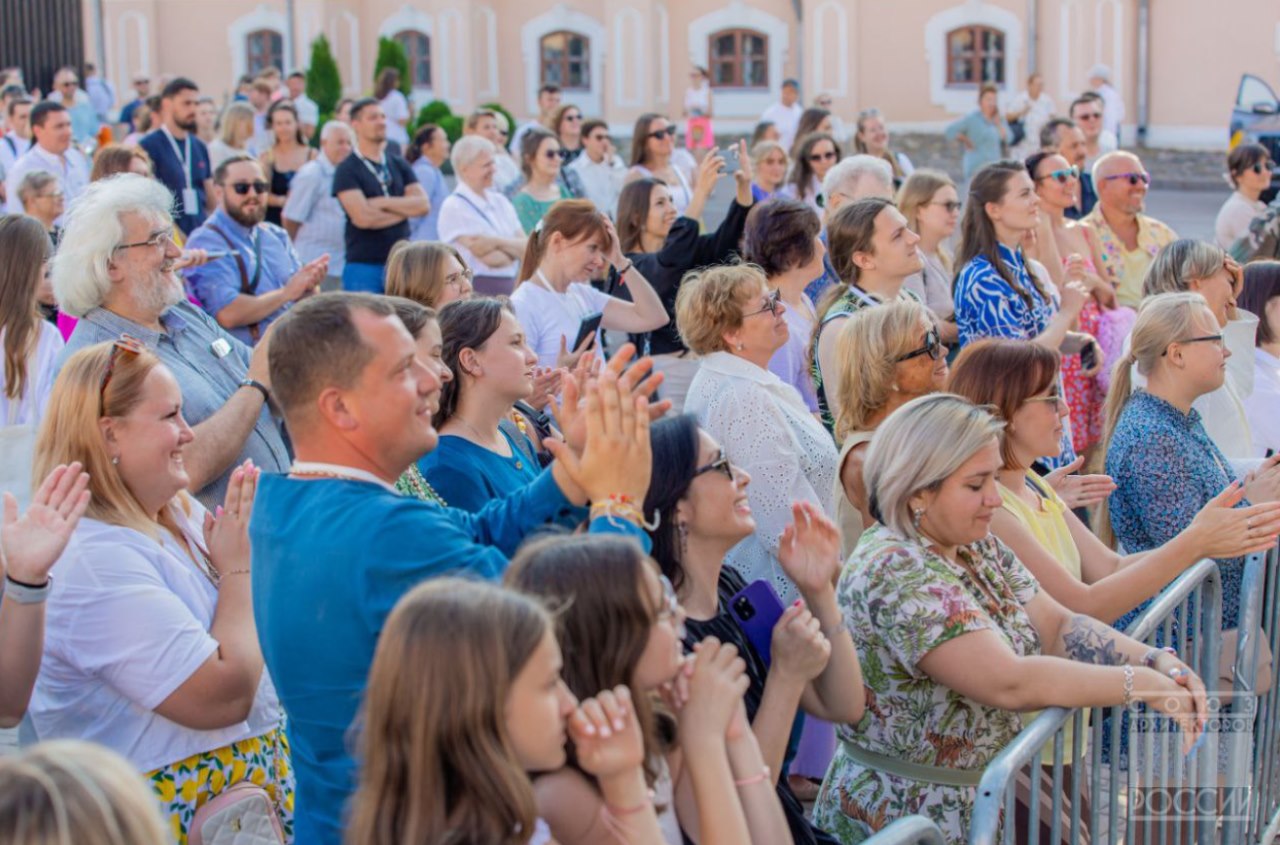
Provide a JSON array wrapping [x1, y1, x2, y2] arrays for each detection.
[[736, 342, 745, 351], [677, 521, 689, 562], [911, 507, 925, 531], [111, 455, 120, 466], [891, 384, 900, 392]]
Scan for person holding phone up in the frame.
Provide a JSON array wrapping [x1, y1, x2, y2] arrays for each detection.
[[509, 199, 668, 370]]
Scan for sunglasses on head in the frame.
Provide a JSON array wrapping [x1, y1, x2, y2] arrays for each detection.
[[228, 180, 270, 195], [648, 126, 677, 140], [1102, 172, 1150, 187], [99, 335, 148, 417], [894, 327, 944, 362], [1037, 165, 1080, 184]]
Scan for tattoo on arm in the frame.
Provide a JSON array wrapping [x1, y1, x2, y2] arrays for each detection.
[[1061, 614, 1127, 666]]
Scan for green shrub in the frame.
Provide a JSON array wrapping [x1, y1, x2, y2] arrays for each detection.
[[305, 35, 342, 115], [373, 37, 411, 97]]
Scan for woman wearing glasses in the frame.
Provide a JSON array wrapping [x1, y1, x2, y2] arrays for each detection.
[[677, 263, 838, 603], [27, 340, 291, 843], [384, 241, 474, 309], [785, 132, 840, 216], [513, 127, 573, 234], [1216, 143, 1272, 251], [626, 114, 695, 218], [549, 104, 585, 166], [896, 169, 961, 344], [640, 414, 864, 845]]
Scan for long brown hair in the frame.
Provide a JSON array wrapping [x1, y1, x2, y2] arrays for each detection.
[[346, 578, 551, 845], [947, 338, 1060, 469], [434, 297, 511, 427], [628, 113, 663, 168], [516, 199, 611, 282], [505, 535, 675, 789], [616, 178, 663, 254], [0, 214, 49, 402], [385, 240, 466, 309], [814, 197, 893, 327], [788, 131, 840, 199], [373, 67, 401, 101], [953, 160, 1048, 309]]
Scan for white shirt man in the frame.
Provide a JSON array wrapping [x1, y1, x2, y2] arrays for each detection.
[[0, 97, 33, 185], [3, 102, 89, 219], [760, 80, 804, 151], [568, 119, 627, 216], [1088, 65, 1126, 143], [284, 121, 354, 282], [285, 72, 319, 140]]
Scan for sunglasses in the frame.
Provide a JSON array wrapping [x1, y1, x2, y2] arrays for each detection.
[[929, 200, 963, 213], [895, 327, 944, 362], [1251, 162, 1273, 175], [648, 126, 677, 140], [693, 450, 735, 482], [228, 180, 270, 195], [1102, 172, 1151, 187], [564, 113, 582, 122], [1161, 334, 1225, 356], [541, 148, 562, 159], [743, 289, 782, 319], [99, 335, 147, 417], [1037, 166, 1080, 184], [809, 150, 838, 162]]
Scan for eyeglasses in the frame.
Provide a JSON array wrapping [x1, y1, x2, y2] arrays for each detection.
[[1076, 112, 1103, 121], [1022, 388, 1067, 410], [895, 327, 944, 362], [809, 150, 838, 163], [99, 335, 147, 416], [36, 189, 65, 200], [742, 289, 782, 319], [444, 267, 474, 289], [1102, 172, 1151, 187], [114, 228, 175, 254], [1036, 165, 1080, 184], [1161, 334, 1225, 356], [61, 80, 78, 88], [928, 200, 963, 213], [648, 126, 677, 140], [228, 180, 270, 195], [1251, 162, 1273, 175], [693, 450, 735, 482], [541, 148, 562, 160]]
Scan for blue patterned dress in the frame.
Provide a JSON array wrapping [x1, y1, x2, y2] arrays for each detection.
[[954, 245, 1075, 469]]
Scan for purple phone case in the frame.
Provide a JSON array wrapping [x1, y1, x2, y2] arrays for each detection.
[[729, 579, 786, 667]]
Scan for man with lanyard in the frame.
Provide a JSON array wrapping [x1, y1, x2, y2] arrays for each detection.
[[0, 95, 32, 205], [332, 97, 428, 292], [184, 154, 329, 345], [139, 77, 214, 235], [3, 101, 89, 218]]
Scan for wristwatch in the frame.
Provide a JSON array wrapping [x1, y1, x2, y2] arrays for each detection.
[[238, 379, 271, 404]]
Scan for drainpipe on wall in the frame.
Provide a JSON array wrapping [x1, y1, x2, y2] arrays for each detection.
[[285, 0, 297, 71], [92, 0, 107, 78], [1026, 0, 1038, 76], [1136, 0, 1150, 145], [792, 0, 803, 98]]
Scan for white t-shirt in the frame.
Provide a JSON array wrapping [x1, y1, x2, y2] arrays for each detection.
[[1215, 191, 1266, 250], [29, 501, 282, 772], [380, 90, 412, 146], [509, 277, 612, 368], [0, 321, 63, 427], [760, 101, 804, 152], [1247, 347, 1280, 458]]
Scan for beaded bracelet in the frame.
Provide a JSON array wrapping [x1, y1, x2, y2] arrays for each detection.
[[589, 495, 660, 531], [734, 765, 771, 788], [1122, 664, 1135, 708], [599, 791, 655, 843]]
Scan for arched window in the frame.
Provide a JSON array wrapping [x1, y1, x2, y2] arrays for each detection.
[[946, 25, 1005, 86], [540, 31, 590, 90], [245, 29, 284, 76], [394, 30, 431, 88], [709, 29, 768, 89]]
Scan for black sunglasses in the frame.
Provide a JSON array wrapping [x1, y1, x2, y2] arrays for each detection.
[[648, 126, 677, 140], [895, 327, 944, 362], [693, 450, 735, 482], [1102, 172, 1150, 187], [808, 150, 838, 162], [228, 180, 270, 195], [1251, 162, 1273, 175]]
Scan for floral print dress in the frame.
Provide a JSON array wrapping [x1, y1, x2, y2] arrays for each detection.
[[813, 524, 1042, 845]]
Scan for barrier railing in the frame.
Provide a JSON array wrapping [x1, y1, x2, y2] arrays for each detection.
[[864, 815, 948, 844], [1223, 546, 1280, 845], [968, 558, 1223, 845]]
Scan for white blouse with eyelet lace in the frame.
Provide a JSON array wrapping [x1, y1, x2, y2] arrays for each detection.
[[684, 351, 839, 602]]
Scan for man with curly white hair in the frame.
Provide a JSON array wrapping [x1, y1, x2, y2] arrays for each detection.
[[52, 173, 289, 507]]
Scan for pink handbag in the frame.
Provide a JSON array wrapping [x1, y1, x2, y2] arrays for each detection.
[[188, 781, 285, 845]]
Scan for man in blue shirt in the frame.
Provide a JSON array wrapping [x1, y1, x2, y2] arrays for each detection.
[[185, 155, 329, 345], [251, 292, 657, 845], [117, 73, 150, 134], [140, 77, 214, 235]]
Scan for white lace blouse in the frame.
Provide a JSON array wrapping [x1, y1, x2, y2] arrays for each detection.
[[684, 351, 839, 601]]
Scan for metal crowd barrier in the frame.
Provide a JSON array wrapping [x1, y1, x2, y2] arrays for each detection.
[[864, 815, 948, 844], [1223, 545, 1280, 845], [968, 558, 1223, 845]]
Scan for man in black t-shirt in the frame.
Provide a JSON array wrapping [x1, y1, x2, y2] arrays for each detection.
[[332, 97, 428, 292]]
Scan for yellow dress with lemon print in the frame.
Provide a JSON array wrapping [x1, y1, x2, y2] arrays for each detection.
[[147, 723, 294, 844]]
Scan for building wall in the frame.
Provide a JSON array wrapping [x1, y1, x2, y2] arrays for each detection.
[[85, 0, 1280, 149]]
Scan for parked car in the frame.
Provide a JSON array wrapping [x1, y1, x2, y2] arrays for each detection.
[[1231, 74, 1280, 203]]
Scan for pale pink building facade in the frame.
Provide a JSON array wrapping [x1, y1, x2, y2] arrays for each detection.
[[89, 0, 1280, 148]]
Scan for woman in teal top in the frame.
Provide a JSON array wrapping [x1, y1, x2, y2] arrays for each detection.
[[513, 127, 574, 233], [944, 83, 1010, 181], [420, 297, 582, 524]]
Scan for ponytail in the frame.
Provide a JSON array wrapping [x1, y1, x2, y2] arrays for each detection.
[[1094, 350, 1137, 548], [517, 223, 546, 284], [515, 199, 611, 284]]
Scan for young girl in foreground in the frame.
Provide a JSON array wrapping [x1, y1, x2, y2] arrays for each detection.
[[507, 534, 792, 845], [346, 577, 667, 845]]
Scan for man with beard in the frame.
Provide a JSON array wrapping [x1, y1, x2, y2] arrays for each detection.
[[332, 97, 427, 292], [52, 174, 290, 509], [184, 155, 329, 345], [139, 77, 214, 235]]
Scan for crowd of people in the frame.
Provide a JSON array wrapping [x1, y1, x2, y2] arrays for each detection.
[[2, 56, 1280, 845]]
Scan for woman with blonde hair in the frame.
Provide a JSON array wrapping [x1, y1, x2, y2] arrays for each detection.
[[346, 577, 666, 845], [0, 740, 169, 845], [748, 140, 788, 202], [853, 108, 913, 187], [385, 240, 474, 309], [896, 169, 960, 343], [28, 341, 290, 844], [209, 102, 256, 171], [832, 299, 949, 555]]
